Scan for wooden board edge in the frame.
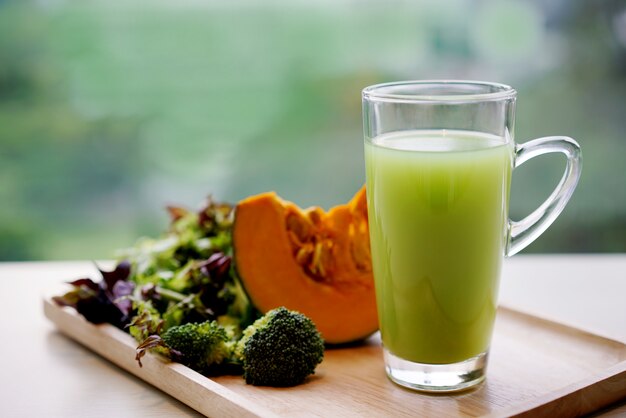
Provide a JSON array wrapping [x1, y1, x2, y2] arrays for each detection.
[[486, 307, 626, 417], [43, 298, 280, 418], [485, 361, 626, 418]]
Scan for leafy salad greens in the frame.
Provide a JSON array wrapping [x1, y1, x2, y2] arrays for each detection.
[[55, 197, 256, 337], [53, 197, 324, 387]]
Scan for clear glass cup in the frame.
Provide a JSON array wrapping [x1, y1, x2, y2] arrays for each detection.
[[362, 80, 582, 392]]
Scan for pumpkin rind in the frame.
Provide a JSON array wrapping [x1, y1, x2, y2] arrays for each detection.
[[233, 187, 378, 344]]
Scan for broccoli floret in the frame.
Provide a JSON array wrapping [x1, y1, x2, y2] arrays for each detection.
[[136, 321, 234, 372], [163, 321, 234, 372], [235, 307, 324, 387]]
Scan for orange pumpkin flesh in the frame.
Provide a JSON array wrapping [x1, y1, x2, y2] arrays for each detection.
[[233, 187, 378, 344]]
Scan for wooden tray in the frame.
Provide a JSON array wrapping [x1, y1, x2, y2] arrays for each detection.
[[43, 297, 626, 417]]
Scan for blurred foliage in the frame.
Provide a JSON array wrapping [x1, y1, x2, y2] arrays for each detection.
[[0, 0, 625, 260]]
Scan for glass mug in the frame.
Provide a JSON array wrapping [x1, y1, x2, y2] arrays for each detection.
[[362, 80, 582, 392]]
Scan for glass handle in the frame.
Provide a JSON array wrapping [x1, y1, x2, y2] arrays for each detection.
[[506, 136, 582, 257]]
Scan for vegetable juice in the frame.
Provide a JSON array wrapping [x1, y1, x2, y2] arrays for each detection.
[[365, 129, 513, 364]]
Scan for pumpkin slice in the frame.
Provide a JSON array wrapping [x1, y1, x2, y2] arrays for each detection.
[[233, 186, 378, 344]]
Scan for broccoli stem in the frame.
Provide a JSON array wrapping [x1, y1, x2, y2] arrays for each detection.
[[156, 287, 187, 303]]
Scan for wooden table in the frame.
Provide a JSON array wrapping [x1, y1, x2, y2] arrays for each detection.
[[1, 255, 625, 417]]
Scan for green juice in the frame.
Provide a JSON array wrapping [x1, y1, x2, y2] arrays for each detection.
[[365, 129, 513, 364]]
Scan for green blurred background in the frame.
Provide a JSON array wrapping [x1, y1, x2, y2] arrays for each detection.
[[1, 0, 625, 260]]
